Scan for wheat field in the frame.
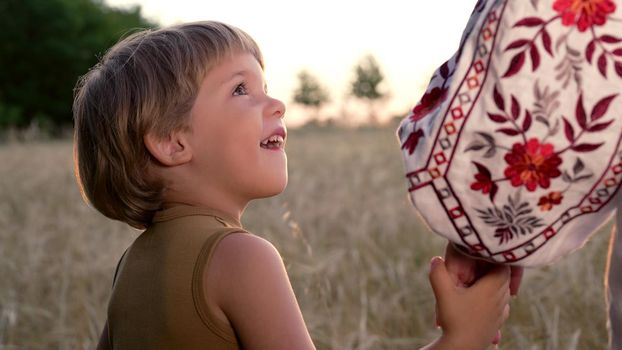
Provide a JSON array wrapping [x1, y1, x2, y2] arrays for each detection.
[[0, 124, 612, 349]]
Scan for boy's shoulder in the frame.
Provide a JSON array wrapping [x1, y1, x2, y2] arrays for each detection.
[[206, 231, 286, 297], [204, 231, 314, 349], [214, 232, 281, 268], [203, 231, 289, 322]]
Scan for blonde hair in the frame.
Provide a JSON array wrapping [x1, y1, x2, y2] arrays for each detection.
[[72, 21, 263, 229]]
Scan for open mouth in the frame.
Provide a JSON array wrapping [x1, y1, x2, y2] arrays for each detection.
[[260, 134, 285, 150]]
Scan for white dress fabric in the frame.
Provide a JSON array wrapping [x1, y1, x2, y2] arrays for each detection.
[[398, 0, 622, 267], [397, 1, 621, 346]]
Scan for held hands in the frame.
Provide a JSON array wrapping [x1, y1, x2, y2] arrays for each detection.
[[444, 242, 523, 296], [444, 242, 523, 345], [428, 256, 511, 350]]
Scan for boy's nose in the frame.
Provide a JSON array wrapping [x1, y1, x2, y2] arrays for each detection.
[[269, 97, 286, 119]]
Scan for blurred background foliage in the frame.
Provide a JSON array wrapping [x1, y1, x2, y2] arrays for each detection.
[[0, 0, 155, 134], [0, 0, 391, 136]]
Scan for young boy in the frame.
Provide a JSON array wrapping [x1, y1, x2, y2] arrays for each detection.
[[73, 21, 510, 349]]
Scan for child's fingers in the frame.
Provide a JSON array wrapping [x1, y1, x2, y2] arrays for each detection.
[[491, 265, 511, 284], [474, 264, 511, 291], [492, 305, 510, 345], [493, 275, 511, 304], [492, 304, 511, 345], [428, 256, 454, 304], [492, 329, 502, 345], [493, 283, 511, 321], [503, 303, 510, 321], [435, 303, 441, 329]]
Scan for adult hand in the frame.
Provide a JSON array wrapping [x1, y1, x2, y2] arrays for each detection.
[[444, 242, 523, 295]]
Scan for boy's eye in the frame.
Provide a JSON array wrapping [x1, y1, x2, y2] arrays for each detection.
[[233, 83, 248, 96]]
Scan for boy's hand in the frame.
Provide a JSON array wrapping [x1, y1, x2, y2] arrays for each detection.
[[429, 256, 511, 350], [443, 242, 521, 346]]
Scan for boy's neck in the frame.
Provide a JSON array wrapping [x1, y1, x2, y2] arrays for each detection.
[[154, 165, 249, 226], [162, 192, 246, 227]]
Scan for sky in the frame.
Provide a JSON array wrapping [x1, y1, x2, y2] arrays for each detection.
[[105, 0, 477, 126]]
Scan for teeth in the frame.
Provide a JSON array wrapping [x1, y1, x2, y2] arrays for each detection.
[[260, 135, 284, 146]]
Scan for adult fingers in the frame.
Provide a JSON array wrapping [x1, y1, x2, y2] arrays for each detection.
[[444, 242, 477, 286], [510, 266, 524, 296]]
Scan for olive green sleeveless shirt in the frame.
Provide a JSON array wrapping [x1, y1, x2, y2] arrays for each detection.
[[107, 205, 246, 349]]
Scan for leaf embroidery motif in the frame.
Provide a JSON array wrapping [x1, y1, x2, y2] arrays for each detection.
[[476, 194, 545, 245]]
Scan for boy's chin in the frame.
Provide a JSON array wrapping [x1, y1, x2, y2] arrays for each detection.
[[268, 179, 288, 197], [255, 177, 288, 199]]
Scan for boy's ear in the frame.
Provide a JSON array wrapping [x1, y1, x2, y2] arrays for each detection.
[[144, 129, 193, 166]]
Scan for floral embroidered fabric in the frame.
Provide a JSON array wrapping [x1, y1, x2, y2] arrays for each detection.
[[397, 0, 622, 267]]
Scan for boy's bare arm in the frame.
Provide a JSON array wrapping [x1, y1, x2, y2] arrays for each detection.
[[207, 233, 315, 350]]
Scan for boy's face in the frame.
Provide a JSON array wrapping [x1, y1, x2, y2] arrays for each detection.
[[187, 52, 287, 203]]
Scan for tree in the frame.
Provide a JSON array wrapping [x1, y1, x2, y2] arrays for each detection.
[[0, 0, 156, 132], [350, 54, 387, 124], [292, 70, 330, 120]]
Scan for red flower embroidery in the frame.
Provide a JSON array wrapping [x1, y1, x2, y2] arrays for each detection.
[[538, 191, 564, 211], [553, 0, 616, 32], [470, 161, 498, 201], [471, 170, 494, 194], [401, 128, 424, 155], [410, 87, 448, 122], [504, 138, 562, 191]]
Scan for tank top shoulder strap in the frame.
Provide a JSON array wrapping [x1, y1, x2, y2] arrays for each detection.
[[191, 226, 250, 343], [112, 247, 130, 288]]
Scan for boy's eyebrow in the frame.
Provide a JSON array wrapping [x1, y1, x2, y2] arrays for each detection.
[[226, 69, 258, 82], [225, 69, 267, 91], [228, 70, 248, 79], [222, 71, 246, 85]]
